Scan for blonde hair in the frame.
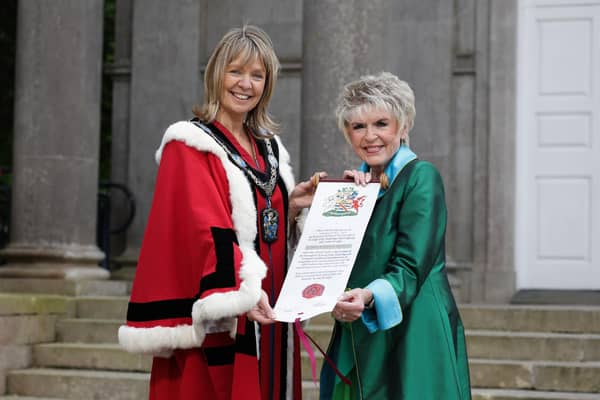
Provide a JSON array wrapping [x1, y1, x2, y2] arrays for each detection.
[[193, 25, 280, 137], [336, 72, 416, 143]]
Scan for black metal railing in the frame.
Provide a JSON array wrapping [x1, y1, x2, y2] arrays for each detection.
[[0, 166, 11, 263], [0, 175, 135, 270], [96, 181, 136, 270]]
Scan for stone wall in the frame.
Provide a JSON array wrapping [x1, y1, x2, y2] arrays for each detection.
[[0, 0, 521, 302], [106, 0, 519, 302]]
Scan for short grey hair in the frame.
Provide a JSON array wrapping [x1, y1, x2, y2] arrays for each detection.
[[336, 72, 416, 142]]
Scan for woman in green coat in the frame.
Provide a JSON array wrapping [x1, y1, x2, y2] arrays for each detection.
[[320, 72, 471, 400]]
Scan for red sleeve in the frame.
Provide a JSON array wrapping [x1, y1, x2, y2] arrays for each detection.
[[128, 140, 245, 324]]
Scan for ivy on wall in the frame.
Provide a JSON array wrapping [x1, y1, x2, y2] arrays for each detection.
[[0, 0, 16, 185], [0, 0, 116, 183]]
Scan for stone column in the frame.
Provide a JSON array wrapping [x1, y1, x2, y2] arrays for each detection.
[[118, 0, 204, 268], [300, 0, 386, 178], [483, 0, 518, 302], [0, 0, 107, 280]]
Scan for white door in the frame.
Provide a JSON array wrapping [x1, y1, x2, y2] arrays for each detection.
[[516, 0, 600, 289]]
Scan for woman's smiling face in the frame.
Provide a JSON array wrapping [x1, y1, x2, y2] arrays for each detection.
[[217, 55, 266, 122], [346, 108, 406, 175]]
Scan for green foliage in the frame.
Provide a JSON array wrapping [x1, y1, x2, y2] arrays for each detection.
[[100, 0, 116, 181], [0, 0, 116, 181], [0, 0, 17, 174]]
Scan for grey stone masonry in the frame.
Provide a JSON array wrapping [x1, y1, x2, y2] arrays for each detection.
[[0, 293, 74, 395], [0, 0, 107, 280], [300, 0, 387, 178], [120, 0, 204, 268]]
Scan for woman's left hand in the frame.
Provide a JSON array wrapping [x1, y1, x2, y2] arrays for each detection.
[[343, 169, 371, 186], [332, 288, 373, 322]]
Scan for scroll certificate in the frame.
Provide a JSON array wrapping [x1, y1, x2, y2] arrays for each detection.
[[274, 180, 380, 322]]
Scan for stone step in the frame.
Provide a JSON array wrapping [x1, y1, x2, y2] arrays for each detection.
[[72, 302, 600, 335], [33, 343, 151, 372], [59, 312, 600, 363], [299, 385, 600, 400], [6, 368, 149, 400], [75, 297, 128, 320], [6, 368, 322, 400], [55, 318, 121, 343], [466, 330, 600, 361], [0, 397, 65, 400], [0, 396, 66, 400], [469, 359, 600, 393], [460, 304, 600, 334], [305, 305, 600, 334], [0, 294, 75, 317], [1, 315, 57, 345], [302, 327, 600, 364], [471, 388, 600, 400], [0, 279, 130, 297], [300, 355, 600, 393], [302, 381, 319, 400]]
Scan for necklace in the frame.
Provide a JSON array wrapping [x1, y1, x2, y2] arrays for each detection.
[[192, 120, 280, 243]]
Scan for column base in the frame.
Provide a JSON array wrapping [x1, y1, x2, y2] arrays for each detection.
[[0, 243, 108, 280], [110, 246, 139, 280]]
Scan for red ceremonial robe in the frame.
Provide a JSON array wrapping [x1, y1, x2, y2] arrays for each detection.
[[118, 120, 301, 400]]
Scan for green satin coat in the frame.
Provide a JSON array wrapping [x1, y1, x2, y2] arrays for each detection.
[[321, 160, 471, 400]]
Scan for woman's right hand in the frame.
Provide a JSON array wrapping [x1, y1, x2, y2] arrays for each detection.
[[288, 171, 328, 220], [343, 169, 371, 186], [247, 291, 276, 325]]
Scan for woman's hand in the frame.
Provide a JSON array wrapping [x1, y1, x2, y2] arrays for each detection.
[[332, 288, 373, 322], [247, 291, 276, 325], [288, 171, 328, 220], [343, 169, 371, 186]]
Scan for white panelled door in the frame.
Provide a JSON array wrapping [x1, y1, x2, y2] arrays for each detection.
[[516, 0, 600, 289]]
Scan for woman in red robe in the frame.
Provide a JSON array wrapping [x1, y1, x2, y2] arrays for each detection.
[[118, 25, 317, 400]]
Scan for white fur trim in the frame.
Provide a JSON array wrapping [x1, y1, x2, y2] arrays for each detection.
[[274, 135, 296, 195], [120, 121, 274, 355]]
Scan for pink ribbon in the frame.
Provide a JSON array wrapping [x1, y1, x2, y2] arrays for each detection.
[[293, 318, 351, 386]]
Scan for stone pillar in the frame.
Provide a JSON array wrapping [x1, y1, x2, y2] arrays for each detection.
[[0, 0, 107, 280], [119, 0, 203, 268], [483, 0, 518, 302], [300, 0, 386, 178]]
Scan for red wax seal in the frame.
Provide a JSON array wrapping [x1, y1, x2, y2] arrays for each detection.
[[302, 283, 325, 299]]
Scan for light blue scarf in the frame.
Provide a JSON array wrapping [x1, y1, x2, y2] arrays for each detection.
[[358, 144, 417, 198]]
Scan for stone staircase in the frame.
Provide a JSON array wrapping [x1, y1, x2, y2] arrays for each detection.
[[301, 305, 600, 400], [2, 295, 149, 400], [1, 282, 600, 399]]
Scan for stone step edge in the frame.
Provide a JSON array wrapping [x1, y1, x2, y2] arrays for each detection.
[[0, 397, 66, 400], [299, 351, 600, 367], [32, 342, 600, 366], [68, 299, 600, 311], [6, 368, 149, 379], [463, 330, 600, 339], [57, 317, 123, 323], [470, 388, 600, 399], [304, 326, 600, 339], [460, 304, 600, 311], [34, 343, 122, 350], [468, 359, 600, 367], [299, 384, 600, 400]]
